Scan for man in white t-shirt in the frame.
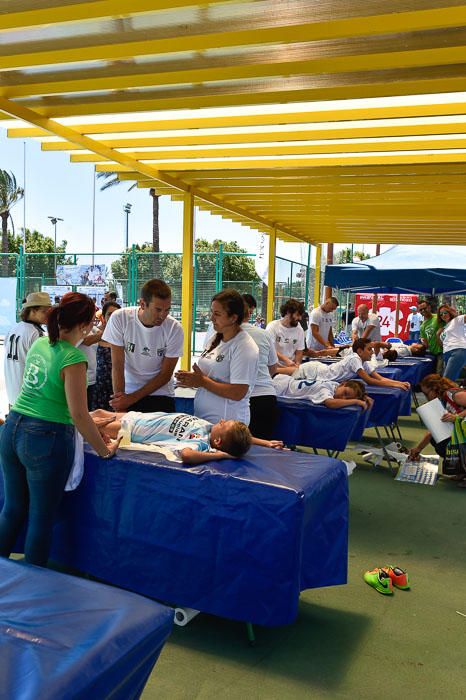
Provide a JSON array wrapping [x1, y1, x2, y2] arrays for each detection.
[[102, 279, 184, 412], [404, 305, 423, 342], [351, 304, 381, 342], [242, 294, 278, 439], [266, 298, 305, 368], [307, 296, 338, 350], [4, 291, 51, 406]]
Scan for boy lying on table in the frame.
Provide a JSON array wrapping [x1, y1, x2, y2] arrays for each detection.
[[273, 376, 373, 410], [285, 338, 410, 391], [91, 409, 285, 464]]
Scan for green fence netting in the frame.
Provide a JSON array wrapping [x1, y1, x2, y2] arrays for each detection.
[[3, 248, 314, 352]]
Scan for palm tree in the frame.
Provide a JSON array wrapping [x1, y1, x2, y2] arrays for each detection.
[[0, 170, 24, 274], [97, 172, 161, 277]]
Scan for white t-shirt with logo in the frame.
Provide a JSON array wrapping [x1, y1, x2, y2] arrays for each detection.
[[407, 312, 422, 333], [102, 307, 184, 397], [242, 322, 277, 397], [441, 315, 466, 354], [4, 320, 45, 405], [351, 313, 382, 342], [194, 330, 259, 424], [266, 318, 305, 364], [307, 308, 335, 349], [393, 344, 412, 357], [294, 354, 373, 383], [274, 374, 338, 404]]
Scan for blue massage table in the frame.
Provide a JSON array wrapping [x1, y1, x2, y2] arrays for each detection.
[[275, 398, 372, 455], [0, 448, 349, 628], [0, 558, 173, 700]]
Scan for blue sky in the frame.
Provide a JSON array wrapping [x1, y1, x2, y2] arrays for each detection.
[[0, 128, 381, 265]]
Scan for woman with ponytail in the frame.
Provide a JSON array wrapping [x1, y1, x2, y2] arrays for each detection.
[[0, 293, 120, 567], [176, 289, 258, 425]]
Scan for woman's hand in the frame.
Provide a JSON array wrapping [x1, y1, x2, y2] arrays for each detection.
[[408, 446, 421, 461], [175, 364, 205, 389], [441, 412, 457, 423], [364, 396, 374, 409], [103, 436, 121, 458]]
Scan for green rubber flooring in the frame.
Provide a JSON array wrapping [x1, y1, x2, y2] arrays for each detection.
[[142, 412, 466, 699]]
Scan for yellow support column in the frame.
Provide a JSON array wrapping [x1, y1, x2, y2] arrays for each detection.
[[181, 191, 194, 370], [313, 244, 322, 308], [266, 227, 277, 323]]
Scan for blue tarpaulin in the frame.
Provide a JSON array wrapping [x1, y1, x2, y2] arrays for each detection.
[[0, 558, 173, 700], [0, 447, 348, 627], [324, 245, 466, 294]]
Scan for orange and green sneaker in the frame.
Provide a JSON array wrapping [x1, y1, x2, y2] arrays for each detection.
[[382, 565, 410, 590], [363, 567, 393, 595]]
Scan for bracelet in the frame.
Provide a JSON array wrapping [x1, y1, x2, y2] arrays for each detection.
[[101, 451, 113, 459]]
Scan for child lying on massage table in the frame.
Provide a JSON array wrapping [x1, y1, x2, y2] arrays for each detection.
[[273, 376, 373, 410], [91, 409, 285, 464], [282, 339, 410, 391]]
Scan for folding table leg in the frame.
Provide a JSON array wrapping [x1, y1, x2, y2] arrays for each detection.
[[374, 426, 395, 473], [246, 622, 256, 646]]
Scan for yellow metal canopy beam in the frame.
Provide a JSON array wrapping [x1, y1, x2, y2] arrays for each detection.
[[0, 0, 235, 32], [69, 138, 466, 162], [3, 5, 466, 71], [94, 153, 466, 171], [10, 102, 466, 137], [7, 73, 466, 119], [38, 122, 466, 152], [7, 46, 466, 100], [0, 96, 300, 242]]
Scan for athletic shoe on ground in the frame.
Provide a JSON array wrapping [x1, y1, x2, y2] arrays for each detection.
[[382, 565, 410, 590], [363, 567, 393, 595]]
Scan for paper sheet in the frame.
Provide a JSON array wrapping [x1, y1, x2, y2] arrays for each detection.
[[417, 398, 454, 443]]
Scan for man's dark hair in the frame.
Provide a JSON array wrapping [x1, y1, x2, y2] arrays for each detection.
[[141, 279, 171, 304], [383, 349, 399, 362], [280, 298, 304, 317], [420, 297, 437, 313], [352, 338, 372, 354], [242, 293, 257, 309], [106, 291, 117, 301], [102, 300, 121, 318], [410, 344, 426, 357], [328, 296, 339, 306]]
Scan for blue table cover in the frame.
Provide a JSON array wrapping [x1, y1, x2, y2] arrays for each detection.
[[366, 386, 412, 427], [275, 398, 371, 450], [0, 559, 173, 700], [0, 447, 348, 628]]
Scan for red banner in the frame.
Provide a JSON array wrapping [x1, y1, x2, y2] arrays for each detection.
[[355, 293, 419, 341]]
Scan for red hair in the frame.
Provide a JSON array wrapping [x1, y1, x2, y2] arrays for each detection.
[[47, 292, 95, 344]]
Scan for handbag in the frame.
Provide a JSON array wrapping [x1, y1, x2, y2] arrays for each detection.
[[442, 417, 466, 476]]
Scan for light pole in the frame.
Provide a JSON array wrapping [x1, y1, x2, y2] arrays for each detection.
[[48, 215, 63, 277], [123, 203, 132, 250]]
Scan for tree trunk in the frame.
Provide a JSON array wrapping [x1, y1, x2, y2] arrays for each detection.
[[1, 210, 9, 275], [150, 189, 161, 278]]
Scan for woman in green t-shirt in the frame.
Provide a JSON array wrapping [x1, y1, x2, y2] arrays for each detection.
[[0, 293, 120, 567]]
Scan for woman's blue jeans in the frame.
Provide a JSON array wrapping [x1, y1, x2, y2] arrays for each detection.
[[443, 348, 466, 381], [0, 411, 74, 567]]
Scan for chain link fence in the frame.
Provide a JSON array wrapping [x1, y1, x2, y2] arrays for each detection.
[[0, 248, 313, 350]]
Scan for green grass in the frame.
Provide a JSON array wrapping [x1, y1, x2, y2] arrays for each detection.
[[143, 413, 466, 699]]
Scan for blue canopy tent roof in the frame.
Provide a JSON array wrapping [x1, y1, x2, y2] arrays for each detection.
[[324, 246, 466, 294]]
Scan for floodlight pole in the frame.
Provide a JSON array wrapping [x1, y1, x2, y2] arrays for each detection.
[[48, 215, 64, 278], [124, 203, 132, 250]]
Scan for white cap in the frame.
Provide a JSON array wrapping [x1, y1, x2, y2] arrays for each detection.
[[409, 305, 417, 310]]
